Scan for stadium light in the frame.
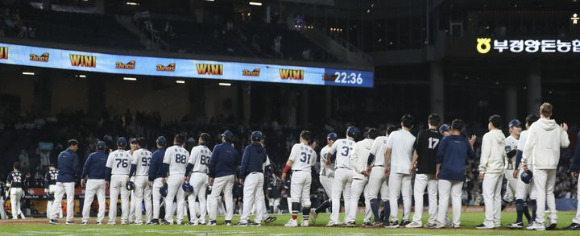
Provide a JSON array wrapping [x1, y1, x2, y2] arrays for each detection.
[[123, 77, 137, 81], [77, 74, 87, 78], [249, 1, 262, 6], [572, 13, 579, 25], [126, 2, 139, 6], [22, 72, 35, 76], [219, 82, 231, 87], [176, 80, 185, 84]]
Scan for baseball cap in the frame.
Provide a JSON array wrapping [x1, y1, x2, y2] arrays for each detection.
[[221, 130, 235, 141], [439, 124, 450, 133], [346, 126, 359, 137], [156, 136, 167, 145], [251, 131, 263, 141], [129, 138, 137, 144], [117, 137, 127, 146], [509, 119, 522, 128], [96, 141, 106, 150], [326, 132, 338, 141]]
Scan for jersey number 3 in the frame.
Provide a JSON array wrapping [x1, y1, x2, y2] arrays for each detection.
[[300, 152, 311, 163]]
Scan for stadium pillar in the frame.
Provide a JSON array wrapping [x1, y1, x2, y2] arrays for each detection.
[[527, 62, 542, 115], [87, 76, 105, 118], [299, 87, 309, 126], [430, 62, 444, 120], [188, 81, 206, 123], [505, 84, 517, 120]]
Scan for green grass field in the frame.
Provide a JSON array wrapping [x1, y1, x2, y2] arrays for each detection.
[[0, 211, 578, 235]]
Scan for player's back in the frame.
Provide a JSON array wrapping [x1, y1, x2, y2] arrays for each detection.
[[289, 143, 316, 171], [189, 145, 212, 173], [164, 145, 190, 176], [107, 149, 132, 175], [414, 129, 442, 175], [332, 138, 355, 169], [133, 148, 153, 176], [320, 145, 335, 175], [7, 171, 24, 188], [369, 136, 389, 166]]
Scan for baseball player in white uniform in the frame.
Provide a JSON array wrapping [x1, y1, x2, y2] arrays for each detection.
[[310, 133, 337, 224], [350, 128, 378, 226], [365, 125, 396, 227], [105, 137, 132, 225], [508, 115, 539, 229], [162, 134, 190, 225], [6, 162, 25, 220], [384, 115, 416, 228], [129, 137, 153, 225], [282, 130, 317, 227], [502, 119, 522, 210], [45, 164, 60, 219], [476, 115, 506, 229], [185, 133, 212, 225], [326, 126, 357, 227]]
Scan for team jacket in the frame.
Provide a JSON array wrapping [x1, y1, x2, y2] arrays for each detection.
[[478, 129, 506, 174], [522, 118, 570, 170], [148, 148, 166, 181], [239, 143, 267, 177], [209, 141, 239, 178], [81, 150, 108, 179], [436, 135, 475, 181], [56, 148, 80, 183], [571, 132, 580, 173]]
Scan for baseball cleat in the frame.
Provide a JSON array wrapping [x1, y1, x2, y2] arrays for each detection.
[[264, 216, 277, 223], [310, 208, 318, 224], [285, 219, 298, 227], [405, 221, 422, 228]]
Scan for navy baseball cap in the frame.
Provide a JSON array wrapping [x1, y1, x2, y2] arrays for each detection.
[[439, 124, 450, 133], [327, 132, 338, 141], [156, 136, 167, 145], [129, 138, 137, 144], [251, 131, 263, 141], [117, 137, 127, 146], [96, 141, 106, 150], [509, 119, 522, 128], [346, 126, 359, 137], [221, 130, 235, 141]]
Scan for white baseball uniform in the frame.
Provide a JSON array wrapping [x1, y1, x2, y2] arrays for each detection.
[[329, 138, 355, 224], [289, 143, 316, 207], [367, 136, 389, 201], [350, 138, 374, 224], [131, 148, 153, 224], [515, 131, 536, 200], [319, 145, 335, 198], [163, 145, 189, 224], [187, 144, 211, 224], [106, 149, 132, 224], [503, 135, 519, 203], [387, 129, 415, 222]]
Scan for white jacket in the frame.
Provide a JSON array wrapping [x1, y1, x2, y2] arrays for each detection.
[[522, 118, 570, 170], [479, 129, 506, 174], [351, 138, 374, 180]]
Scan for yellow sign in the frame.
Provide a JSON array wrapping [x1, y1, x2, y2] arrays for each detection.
[[477, 38, 491, 54]]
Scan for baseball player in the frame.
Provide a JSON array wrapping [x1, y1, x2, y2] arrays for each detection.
[[129, 137, 153, 225], [365, 125, 396, 227], [44, 163, 60, 219], [282, 130, 317, 227], [310, 133, 337, 224], [105, 137, 132, 225], [563, 130, 580, 230], [476, 115, 506, 229], [161, 134, 190, 225], [434, 119, 476, 228], [49, 139, 80, 225], [502, 119, 523, 210], [80, 141, 108, 225], [148, 136, 167, 225], [0, 181, 6, 219], [208, 130, 239, 226], [6, 162, 25, 219], [268, 174, 282, 214], [508, 115, 539, 229], [350, 128, 378, 226], [128, 138, 139, 224], [257, 137, 277, 224], [384, 115, 416, 228], [184, 133, 212, 225], [439, 124, 450, 137], [406, 113, 443, 228], [326, 126, 358, 227], [522, 103, 569, 231], [235, 131, 268, 226]]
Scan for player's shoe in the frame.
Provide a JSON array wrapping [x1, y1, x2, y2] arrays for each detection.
[[546, 222, 557, 230], [285, 219, 298, 227], [507, 222, 523, 229], [225, 220, 232, 226], [234, 222, 248, 227], [425, 223, 437, 228], [344, 222, 356, 227], [433, 222, 446, 229], [250, 222, 261, 227], [150, 219, 159, 225], [405, 221, 422, 228], [198, 221, 207, 225], [562, 223, 580, 230], [326, 221, 338, 227], [208, 221, 217, 226], [160, 219, 170, 225], [301, 220, 309, 227], [131, 222, 143, 225], [81, 221, 88, 225], [526, 222, 545, 231], [310, 208, 318, 224], [264, 216, 277, 223], [96, 222, 102, 225], [384, 220, 399, 228], [476, 223, 494, 229], [107, 220, 116, 225], [121, 220, 128, 225], [49, 219, 59, 225], [66, 221, 75, 225], [373, 222, 383, 227], [362, 221, 372, 227], [400, 220, 411, 226], [186, 221, 198, 226]]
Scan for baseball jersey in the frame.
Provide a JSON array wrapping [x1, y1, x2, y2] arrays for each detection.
[[505, 135, 518, 170], [7, 171, 24, 188], [386, 129, 416, 174], [413, 129, 442, 175], [351, 138, 374, 179], [188, 144, 212, 173], [369, 136, 389, 166], [106, 149, 132, 175], [288, 143, 317, 172], [517, 130, 529, 170], [320, 145, 335, 176], [45, 169, 58, 186], [132, 148, 153, 176], [329, 138, 355, 169], [163, 145, 190, 176]]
